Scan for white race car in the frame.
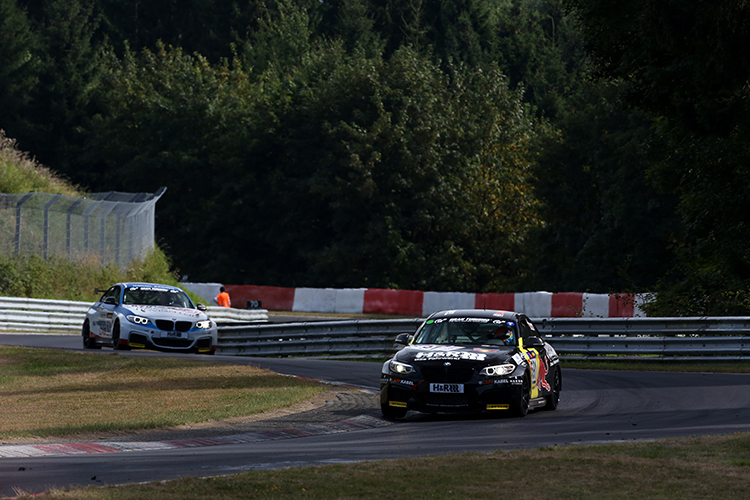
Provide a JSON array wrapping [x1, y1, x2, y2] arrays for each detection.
[[82, 282, 218, 354]]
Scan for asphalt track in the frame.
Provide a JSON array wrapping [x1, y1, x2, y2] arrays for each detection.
[[2, 333, 750, 497]]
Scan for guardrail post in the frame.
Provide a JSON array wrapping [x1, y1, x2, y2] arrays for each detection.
[[14, 192, 35, 255], [43, 194, 62, 260], [66, 198, 84, 259]]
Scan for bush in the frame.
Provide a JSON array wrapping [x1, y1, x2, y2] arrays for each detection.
[[0, 247, 205, 303]]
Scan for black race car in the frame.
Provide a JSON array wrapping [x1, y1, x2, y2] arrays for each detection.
[[380, 309, 561, 418]]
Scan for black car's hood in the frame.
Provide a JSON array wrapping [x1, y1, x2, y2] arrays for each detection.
[[396, 344, 516, 365]]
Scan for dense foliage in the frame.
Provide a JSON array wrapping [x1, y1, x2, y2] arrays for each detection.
[[566, 0, 750, 314], [0, 0, 746, 312], [0, 249, 196, 302]]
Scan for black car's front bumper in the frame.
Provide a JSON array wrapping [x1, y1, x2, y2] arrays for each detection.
[[380, 373, 524, 414]]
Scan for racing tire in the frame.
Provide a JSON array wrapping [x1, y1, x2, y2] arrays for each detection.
[[82, 321, 100, 350], [544, 367, 561, 411], [381, 403, 407, 420], [111, 321, 130, 351], [512, 373, 531, 417]]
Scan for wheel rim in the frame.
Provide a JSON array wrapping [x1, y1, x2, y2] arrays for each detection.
[[82, 322, 91, 346], [112, 323, 120, 349]]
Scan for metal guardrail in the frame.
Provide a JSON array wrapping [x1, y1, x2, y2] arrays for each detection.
[[2, 300, 749, 361], [218, 319, 423, 357], [0, 297, 268, 333], [215, 317, 750, 361], [535, 316, 750, 336]]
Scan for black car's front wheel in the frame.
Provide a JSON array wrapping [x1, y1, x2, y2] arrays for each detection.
[[544, 367, 561, 411], [512, 372, 531, 417]]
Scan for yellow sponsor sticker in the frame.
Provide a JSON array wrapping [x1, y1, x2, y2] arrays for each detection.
[[486, 404, 510, 410], [389, 401, 408, 408]]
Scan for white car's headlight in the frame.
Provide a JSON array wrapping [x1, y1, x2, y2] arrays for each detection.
[[480, 364, 516, 377], [126, 315, 149, 325], [195, 320, 212, 329], [389, 360, 414, 375]]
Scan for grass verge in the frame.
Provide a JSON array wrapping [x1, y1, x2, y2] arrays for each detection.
[[9, 432, 750, 499], [0, 346, 326, 440], [562, 359, 750, 373], [0, 247, 212, 305]]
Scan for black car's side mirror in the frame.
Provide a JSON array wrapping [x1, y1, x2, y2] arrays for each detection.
[[526, 336, 545, 348], [394, 333, 413, 345], [196, 303, 207, 311]]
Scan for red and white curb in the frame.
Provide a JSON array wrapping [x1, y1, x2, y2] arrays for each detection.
[[0, 415, 388, 458]]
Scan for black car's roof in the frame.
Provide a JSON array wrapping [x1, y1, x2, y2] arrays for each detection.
[[426, 309, 522, 321]]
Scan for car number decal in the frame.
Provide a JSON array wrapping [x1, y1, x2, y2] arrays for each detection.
[[163, 331, 188, 339], [429, 383, 464, 394]]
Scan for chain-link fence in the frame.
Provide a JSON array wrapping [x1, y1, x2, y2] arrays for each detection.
[[0, 187, 166, 268]]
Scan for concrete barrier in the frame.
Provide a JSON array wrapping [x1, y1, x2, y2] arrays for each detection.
[[218, 285, 649, 317]]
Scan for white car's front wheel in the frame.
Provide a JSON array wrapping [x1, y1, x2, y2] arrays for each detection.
[[111, 321, 129, 351]]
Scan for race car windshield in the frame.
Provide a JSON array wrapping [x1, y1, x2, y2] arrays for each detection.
[[413, 318, 517, 346], [123, 287, 193, 308]]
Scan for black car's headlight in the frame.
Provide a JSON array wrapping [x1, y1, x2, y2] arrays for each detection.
[[480, 364, 516, 377], [389, 360, 414, 375], [195, 320, 212, 329], [126, 315, 149, 325]]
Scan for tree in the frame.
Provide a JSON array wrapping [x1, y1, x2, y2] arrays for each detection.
[[83, 42, 258, 271], [212, 45, 545, 290], [531, 81, 677, 293], [566, 0, 750, 313], [17, 0, 105, 176], [0, 0, 40, 145]]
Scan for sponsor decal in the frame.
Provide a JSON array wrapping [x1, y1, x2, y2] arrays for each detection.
[[448, 317, 489, 323], [521, 349, 541, 397], [392, 379, 414, 386], [486, 404, 510, 410], [127, 286, 175, 292], [430, 383, 463, 393], [546, 345, 560, 365], [414, 351, 487, 362], [482, 379, 510, 385], [411, 345, 463, 352], [537, 356, 551, 391]]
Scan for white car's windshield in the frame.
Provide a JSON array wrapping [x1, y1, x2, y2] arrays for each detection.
[[123, 286, 193, 308], [413, 317, 517, 346]]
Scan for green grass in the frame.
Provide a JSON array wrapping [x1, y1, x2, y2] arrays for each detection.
[[0, 131, 82, 197], [3, 346, 750, 498], [9, 433, 750, 499], [562, 359, 750, 373], [0, 346, 326, 440]]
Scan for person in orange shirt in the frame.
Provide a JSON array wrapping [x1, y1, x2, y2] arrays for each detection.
[[214, 286, 231, 308]]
